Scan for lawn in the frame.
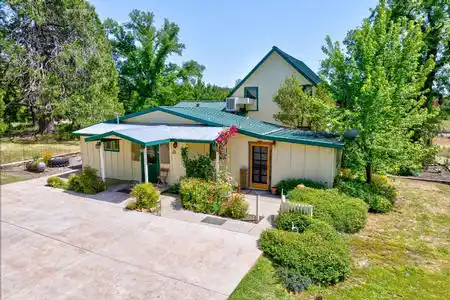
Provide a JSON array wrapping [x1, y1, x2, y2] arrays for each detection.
[[230, 178, 450, 300], [0, 140, 79, 164], [0, 173, 26, 185]]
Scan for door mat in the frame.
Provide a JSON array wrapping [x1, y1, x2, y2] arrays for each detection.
[[116, 188, 132, 194], [201, 216, 227, 225]]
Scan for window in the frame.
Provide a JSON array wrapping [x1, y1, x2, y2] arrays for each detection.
[[104, 139, 120, 152], [131, 143, 140, 161], [302, 85, 313, 96], [244, 86, 258, 100], [160, 143, 170, 164]]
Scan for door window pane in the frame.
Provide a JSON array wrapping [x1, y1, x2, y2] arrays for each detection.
[[252, 145, 269, 184], [147, 146, 157, 164]]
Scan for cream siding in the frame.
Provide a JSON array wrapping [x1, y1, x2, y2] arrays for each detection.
[[122, 110, 200, 125], [227, 134, 336, 188], [80, 134, 336, 188], [231, 51, 315, 124]]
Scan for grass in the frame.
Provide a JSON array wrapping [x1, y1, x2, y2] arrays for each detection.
[[0, 140, 79, 164], [0, 173, 26, 185], [230, 178, 450, 300]]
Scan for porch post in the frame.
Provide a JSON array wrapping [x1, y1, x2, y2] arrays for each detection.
[[143, 146, 149, 183], [215, 148, 220, 179], [99, 142, 106, 181]]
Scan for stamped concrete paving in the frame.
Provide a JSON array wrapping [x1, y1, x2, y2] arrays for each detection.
[[1, 177, 261, 299]]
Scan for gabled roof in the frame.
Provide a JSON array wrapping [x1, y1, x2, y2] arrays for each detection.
[[174, 101, 226, 111], [228, 46, 321, 96], [102, 106, 343, 149]]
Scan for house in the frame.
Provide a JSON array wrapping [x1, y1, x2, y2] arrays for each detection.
[[73, 46, 343, 189]]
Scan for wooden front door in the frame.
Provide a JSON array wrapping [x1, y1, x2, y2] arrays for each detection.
[[249, 143, 271, 190]]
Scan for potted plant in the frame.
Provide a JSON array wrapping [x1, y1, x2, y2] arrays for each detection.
[[271, 186, 277, 194]]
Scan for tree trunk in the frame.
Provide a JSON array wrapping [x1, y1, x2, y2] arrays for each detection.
[[38, 117, 56, 134], [365, 163, 372, 184]]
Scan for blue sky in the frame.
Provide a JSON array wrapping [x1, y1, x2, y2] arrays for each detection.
[[90, 0, 378, 87]]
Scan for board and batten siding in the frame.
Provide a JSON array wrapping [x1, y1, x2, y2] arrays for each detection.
[[79, 136, 140, 181], [231, 51, 316, 125], [227, 134, 337, 188], [80, 137, 210, 184]]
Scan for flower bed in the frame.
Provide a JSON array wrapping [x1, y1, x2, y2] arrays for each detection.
[[179, 177, 249, 220]]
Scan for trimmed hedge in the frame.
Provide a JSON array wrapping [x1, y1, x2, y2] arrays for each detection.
[[336, 175, 396, 213], [275, 212, 313, 233], [259, 222, 351, 285], [288, 188, 368, 233], [275, 178, 326, 195]]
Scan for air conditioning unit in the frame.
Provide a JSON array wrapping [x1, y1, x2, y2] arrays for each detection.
[[225, 97, 257, 111], [226, 97, 238, 111]]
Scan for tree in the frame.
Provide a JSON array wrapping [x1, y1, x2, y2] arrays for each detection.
[[388, 0, 449, 104], [273, 76, 334, 131], [0, 0, 122, 132], [104, 10, 208, 112], [321, 1, 436, 183]]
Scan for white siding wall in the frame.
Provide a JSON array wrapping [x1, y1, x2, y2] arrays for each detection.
[[227, 134, 336, 188], [231, 51, 315, 124]]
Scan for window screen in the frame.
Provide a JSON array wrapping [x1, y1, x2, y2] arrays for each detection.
[[160, 143, 170, 164], [104, 139, 119, 152], [244, 87, 258, 99]]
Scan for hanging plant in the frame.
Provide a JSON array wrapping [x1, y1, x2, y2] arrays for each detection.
[[215, 125, 238, 159]]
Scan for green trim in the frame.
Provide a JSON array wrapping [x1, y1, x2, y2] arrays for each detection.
[[145, 139, 171, 146], [238, 129, 343, 149], [244, 86, 259, 112], [228, 46, 320, 97], [172, 139, 215, 144], [85, 131, 147, 146]]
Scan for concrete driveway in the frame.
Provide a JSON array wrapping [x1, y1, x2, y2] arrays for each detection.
[[1, 177, 261, 299]]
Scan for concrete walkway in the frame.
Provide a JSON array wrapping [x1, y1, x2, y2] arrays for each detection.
[[1, 177, 261, 299]]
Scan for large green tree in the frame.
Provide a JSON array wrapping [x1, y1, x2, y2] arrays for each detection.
[[321, 1, 437, 182], [104, 10, 213, 112], [388, 0, 449, 104], [273, 76, 334, 131], [0, 0, 122, 132]]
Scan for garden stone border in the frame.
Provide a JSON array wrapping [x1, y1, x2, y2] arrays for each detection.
[[0, 152, 80, 170]]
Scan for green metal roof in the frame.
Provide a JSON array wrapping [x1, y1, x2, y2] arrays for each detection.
[[115, 106, 343, 148], [174, 101, 226, 110], [228, 46, 321, 97]]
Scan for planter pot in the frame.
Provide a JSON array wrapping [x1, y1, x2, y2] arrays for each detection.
[[26, 161, 46, 173]]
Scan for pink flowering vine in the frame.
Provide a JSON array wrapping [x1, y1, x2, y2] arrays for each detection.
[[215, 125, 238, 159]]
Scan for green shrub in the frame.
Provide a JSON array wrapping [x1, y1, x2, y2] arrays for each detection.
[[166, 183, 180, 194], [370, 194, 393, 213], [68, 174, 83, 192], [131, 183, 159, 210], [276, 267, 312, 292], [125, 201, 138, 210], [275, 212, 313, 233], [181, 147, 215, 180], [179, 178, 247, 219], [47, 176, 67, 189], [220, 193, 249, 219], [336, 176, 397, 213], [275, 178, 326, 195], [287, 188, 368, 233], [67, 167, 105, 194], [259, 224, 351, 285]]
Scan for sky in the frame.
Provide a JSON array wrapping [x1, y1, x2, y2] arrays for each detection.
[[89, 0, 378, 87]]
